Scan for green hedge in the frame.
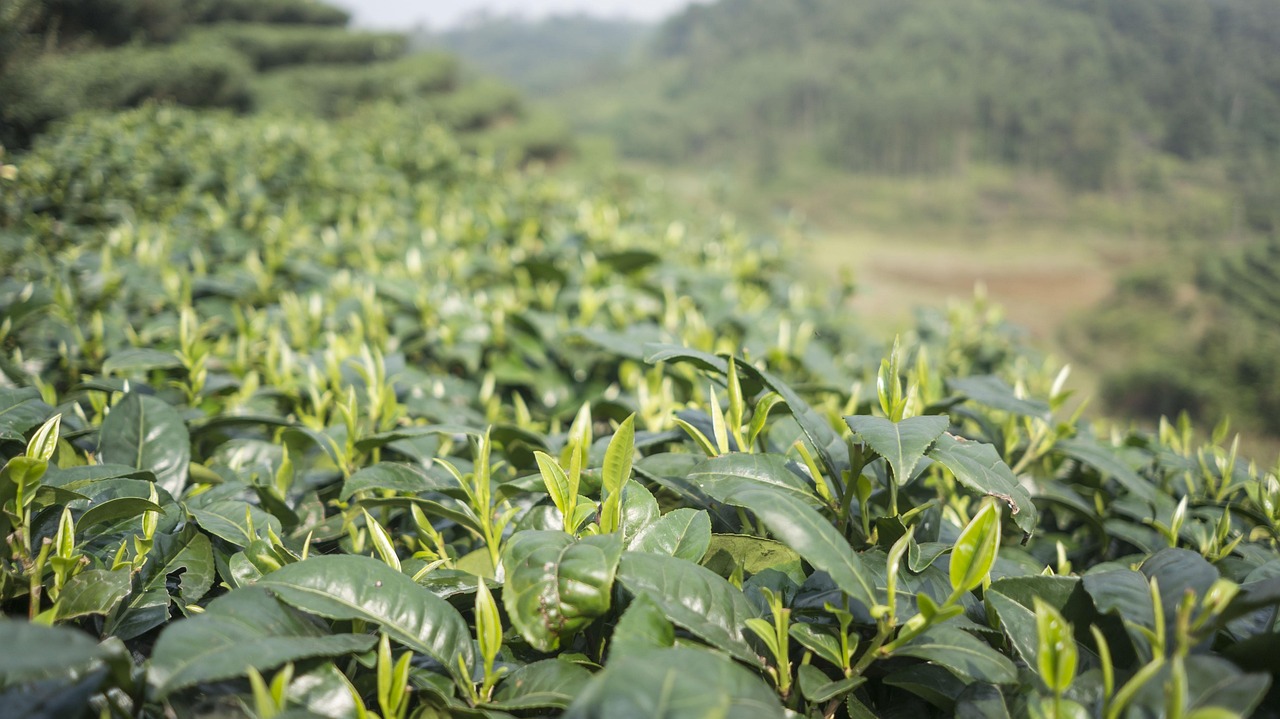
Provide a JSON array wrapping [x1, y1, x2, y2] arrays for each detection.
[[5, 0, 350, 50], [187, 0, 350, 26], [16, 0, 190, 46], [428, 79, 522, 132], [251, 53, 458, 118], [188, 23, 406, 70], [0, 42, 253, 146]]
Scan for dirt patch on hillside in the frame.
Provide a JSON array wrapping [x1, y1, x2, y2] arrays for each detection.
[[807, 232, 1120, 345]]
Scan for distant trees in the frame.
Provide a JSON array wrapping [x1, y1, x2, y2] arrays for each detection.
[[585, 0, 1279, 200]]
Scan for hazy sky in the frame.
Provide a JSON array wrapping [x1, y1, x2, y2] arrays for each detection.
[[327, 0, 699, 30]]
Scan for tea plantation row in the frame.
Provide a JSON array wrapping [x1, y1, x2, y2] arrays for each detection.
[[1, 106, 1279, 718]]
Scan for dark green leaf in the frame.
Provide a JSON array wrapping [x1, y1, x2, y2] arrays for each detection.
[[564, 647, 784, 719], [0, 388, 49, 444], [256, 555, 474, 680], [894, 626, 1017, 684], [501, 532, 622, 652], [702, 533, 801, 576], [955, 683, 1012, 719], [736, 362, 849, 483], [354, 425, 483, 453], [609, 593, 675, 657], [789, 623, 845, 669], [908, 541, 951, 573], [882, 663, 969, 710], [42, 464, 154, 490], [986, 575, 1091, 668], [76, 497, 163, 532], [1140, 548, 1219, 621], [634, 453, 740, 530], [0, 621, 107, 682], [1129, 655, 1269, 716], [628, 508, 711, 562], [797, 665, 864, 703], [488, 659, 593, 710], [721, 487, 876, 611], [188, 500, 283, 547], [340, 462, 454, 501], [686, 452, 822, 507], [643, 345, 728, 375], [57, 569, 131, 620], [150, 587, 375, 698], [106, 529, 214, 640], [927, 434, 1036, 535], [844, 414, 949, 485], [616, 551, 760, 666], [0, 668, 105, 719], [1082, 569, 1155, 628], [360, 496, 485, 538], [98, 393, 190, 498], [1058, 437, 1159, 505], [1184, 656, 1270, 715]]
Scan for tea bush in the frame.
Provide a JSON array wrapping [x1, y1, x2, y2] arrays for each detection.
[[0, 43, 253, 146], [186, 0, 351, 27], [187, 24, 408, 71], [250, 53, 459, 119], [0, 107, 1278, 718]]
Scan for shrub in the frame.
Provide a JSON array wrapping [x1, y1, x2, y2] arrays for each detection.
[[250, 53, 458, 118], [0, 42, 252, 146], [186, 23, 406, 71], [186, 0, 350, 27]]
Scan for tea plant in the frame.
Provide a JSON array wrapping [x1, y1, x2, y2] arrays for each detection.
[[0, 106, 1278, 718]]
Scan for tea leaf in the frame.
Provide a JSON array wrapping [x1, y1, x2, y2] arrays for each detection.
[[928, 434, 1036, 535], [722, 487, 876, 610], [257, 555, 474, 682], [617, 551, 761, 666], [950, 500, 1002, 597], [627, 508, 712, 562], [150, 587, 375, 698], [501, 531, 622, 652], [98, 393, 190, 498], [894, 626, 1017, 684], [564, 647, 785, 718], [845, 414, 948, 485]]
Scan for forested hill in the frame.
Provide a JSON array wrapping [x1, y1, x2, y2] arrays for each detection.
[[563, 0, 1279, 219], [413, 16, 648, 97]]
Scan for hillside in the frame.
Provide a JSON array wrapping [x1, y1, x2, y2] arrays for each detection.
[[574, 0, 1280, 207], [414, 15, 649, 97]]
